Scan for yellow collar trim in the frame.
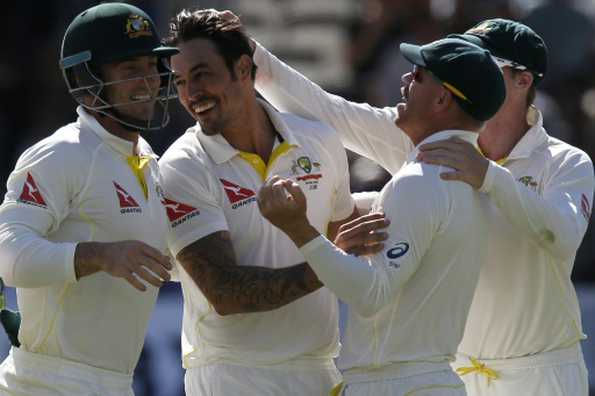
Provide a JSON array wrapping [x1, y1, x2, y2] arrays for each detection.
[[477, 146, 508, 165], [126, 155, 151, 199], [238, 141, 296, 181]]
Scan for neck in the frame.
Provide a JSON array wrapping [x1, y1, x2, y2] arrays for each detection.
[[93, 112, 140, 155], [478, 103, 531, 161], [222, 94, 276, 162]]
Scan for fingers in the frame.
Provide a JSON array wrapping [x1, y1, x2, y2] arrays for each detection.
[[125, 273, 147, 292], [216, 10, 242, 31], [417, 148, 462, 169], [140, 244, 173, 271], [418, 136, 466, 152], [282, 180, 306, 208], [440, 171, 463, 181], [334, 213, 390, 253], [133, 266, 165, 288], [338, 212, 387, 233], [137, 255, 172, 283]]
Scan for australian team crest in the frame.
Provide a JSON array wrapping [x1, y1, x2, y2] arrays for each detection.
[[297, 156, 312, 173], [125, 15, 152, 38], [293, 156, 323, 190], [518, 176, 538, 191]]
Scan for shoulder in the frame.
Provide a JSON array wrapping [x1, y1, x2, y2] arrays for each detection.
[[15, 122, 93, 172], [159, 130, 217, 190], [535, 134, 593, 177], [547, 136, 591, 164], [160, 129, 209, 168], [280, 112, 339, 141]]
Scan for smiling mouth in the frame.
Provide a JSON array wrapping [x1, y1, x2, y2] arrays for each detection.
[[192, 100, 216, 116], [131, 94, 153, 102]]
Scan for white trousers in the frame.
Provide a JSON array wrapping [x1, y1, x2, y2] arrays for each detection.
[[0, 348, 134, 396], [338, 363, 466, 396], [185, 360, 342, 396], [453, 345, 589, 396]]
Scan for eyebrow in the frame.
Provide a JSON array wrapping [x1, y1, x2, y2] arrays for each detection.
[[174, 62, 209, 79]]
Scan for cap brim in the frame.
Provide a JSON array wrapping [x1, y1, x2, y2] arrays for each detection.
[[399, 43, 426, 67]]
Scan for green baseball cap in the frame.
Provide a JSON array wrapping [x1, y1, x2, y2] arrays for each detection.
[[449, 19, 547, 84], [400, 37, 505, 122], [61, 2, 178, 69]]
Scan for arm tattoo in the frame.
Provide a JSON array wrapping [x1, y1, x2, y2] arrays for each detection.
[[177, 231, 323, 315]]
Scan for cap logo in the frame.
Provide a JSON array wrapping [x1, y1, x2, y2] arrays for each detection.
[[125, 15, 153, 39], [468, 21, 494, 35]]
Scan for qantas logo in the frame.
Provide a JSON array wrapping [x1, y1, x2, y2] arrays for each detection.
[[161, 197, 199, 228], [18, 173, 47, 208], [220, 179, 256, 209], [113, 182, 142, 214], [580, 193, 591, 221]]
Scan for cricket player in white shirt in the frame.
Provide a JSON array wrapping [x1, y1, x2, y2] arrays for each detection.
[[244, 13, 593, 396], [0, 3, 177, 395], [259, 38, 506, 395], [159, 9, 359, 395], [417, 19, 594, 396]]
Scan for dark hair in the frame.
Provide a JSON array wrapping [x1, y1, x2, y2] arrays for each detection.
[[165, 9, 256, 79]]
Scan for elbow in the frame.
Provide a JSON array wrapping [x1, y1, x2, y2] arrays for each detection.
[[0, 248, 17, 288]]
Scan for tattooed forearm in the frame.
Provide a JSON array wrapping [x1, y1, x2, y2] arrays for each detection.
[[177, 231, 323, 315]]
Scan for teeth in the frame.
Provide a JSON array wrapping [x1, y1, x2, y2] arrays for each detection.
[[192, 100, 216, 114], [132, 94, 152, 101]]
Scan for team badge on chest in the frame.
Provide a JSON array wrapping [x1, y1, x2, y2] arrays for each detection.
[[292, 156, 323, 190]]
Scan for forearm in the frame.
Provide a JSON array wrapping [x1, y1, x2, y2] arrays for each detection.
[[0, 223, 77, 288], [178, 233, 322, 316], [299, 235, 387, 316]]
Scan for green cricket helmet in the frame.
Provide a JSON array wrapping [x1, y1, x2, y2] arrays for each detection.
[[60, 2, 179, 131]]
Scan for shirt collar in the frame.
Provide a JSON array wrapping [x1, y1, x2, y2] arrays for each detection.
[[406, 130, 479, 163], [195, 99, 300, 165], [76, 106, 156, 158], [506, 107, 548, 160]]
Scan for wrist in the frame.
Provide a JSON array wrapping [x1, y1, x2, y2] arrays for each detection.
[[74, 242, 103, 278], [283, 219, 320, 248]]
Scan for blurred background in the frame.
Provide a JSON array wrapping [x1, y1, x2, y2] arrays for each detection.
[[2, 0, 595, 394]]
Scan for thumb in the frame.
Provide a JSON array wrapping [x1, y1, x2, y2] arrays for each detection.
[[283, 181, 307, 208]]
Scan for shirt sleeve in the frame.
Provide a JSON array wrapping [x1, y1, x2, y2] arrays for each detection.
[[480, 150, 595, 264], [325, 126, 355, 222], [300, 168, 446, 316], [254, 42, 414, 174], [0, 140, 84, 288], [159, 154, 229, 258]]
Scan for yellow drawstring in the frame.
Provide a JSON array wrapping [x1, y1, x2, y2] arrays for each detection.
[[456, 357, 499, 385], [329, 382, 344, 396], [126, 155, 151, 199]]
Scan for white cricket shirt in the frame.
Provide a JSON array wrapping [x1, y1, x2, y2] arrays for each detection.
[[300, 130, 489, 373], [0, 107, 169, 374], [458, 112, 594, 358], [159, 101, 355, 368], [253, 43, 595, 360]]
